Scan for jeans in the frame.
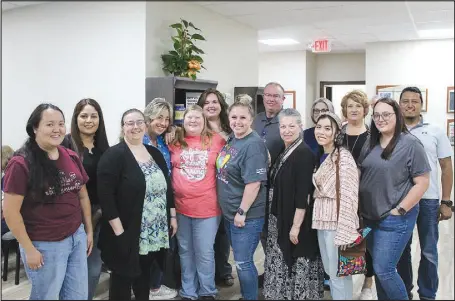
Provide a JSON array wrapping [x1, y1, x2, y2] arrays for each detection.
[[317, 230, 353, 300], [366, 204, 419, 300], [176, 214, 221, 299], [87, 223, 102, 300], [110, 251, 164, 301], [397, 199, 439, 300], [224, 217, 264, 300], [214, 218, 233, 279], [19, 224, 88, 300]]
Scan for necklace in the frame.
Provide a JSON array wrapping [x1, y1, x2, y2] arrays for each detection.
[[347, 133, 360, 154]]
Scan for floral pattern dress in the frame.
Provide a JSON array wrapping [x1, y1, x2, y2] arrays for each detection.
[[138, 159, 169, 255], [263, 190, 325, 300]]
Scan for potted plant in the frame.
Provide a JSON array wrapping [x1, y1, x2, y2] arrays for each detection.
[[161, 19, 206, 80]]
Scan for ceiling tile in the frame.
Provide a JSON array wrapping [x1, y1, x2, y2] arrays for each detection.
[[411, 10, 454, 23], [407, 1, 454, 13], [415, 21, 454, 31]]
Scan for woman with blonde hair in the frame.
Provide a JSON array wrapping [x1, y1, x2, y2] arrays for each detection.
[[169, 105, 226, 300], [143, 98, 178, 300], [216, 95, 269, 300]]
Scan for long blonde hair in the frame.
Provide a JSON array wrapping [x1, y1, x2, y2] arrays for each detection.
[[173, 105, 212, 149]]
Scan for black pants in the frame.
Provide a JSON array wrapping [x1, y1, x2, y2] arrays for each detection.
[[110, 251, 165, 301], [214, 218, 233, 279], [365, 249, 374, 278]]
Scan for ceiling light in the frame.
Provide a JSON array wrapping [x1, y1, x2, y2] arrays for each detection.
[[258, 38, 300, 46], [418, 28, 454, 39]]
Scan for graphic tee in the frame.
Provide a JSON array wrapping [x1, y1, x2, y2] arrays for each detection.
[[3, 146, 89, 241], [169, 133, 225, 218]]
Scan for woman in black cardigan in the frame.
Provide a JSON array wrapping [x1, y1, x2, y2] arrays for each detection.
[[263, 108, 324, 300], [97, 109, 177, 301]]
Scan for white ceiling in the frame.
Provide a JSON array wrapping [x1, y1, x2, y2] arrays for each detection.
[[195, 1, 454, 53], [2, 1, 454, 53]]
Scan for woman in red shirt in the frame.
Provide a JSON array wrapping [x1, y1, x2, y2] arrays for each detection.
[[169, 105, 225, 300], [3, 103, 93, 300]]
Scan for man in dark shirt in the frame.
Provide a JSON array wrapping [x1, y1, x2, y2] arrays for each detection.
[[252, 81, 286, 288]]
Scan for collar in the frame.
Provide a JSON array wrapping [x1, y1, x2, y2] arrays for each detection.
[[408, 115, 428, 131], [260, 110, 282, 123]]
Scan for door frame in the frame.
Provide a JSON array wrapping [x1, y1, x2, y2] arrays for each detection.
[[319, 81, 366, 98]]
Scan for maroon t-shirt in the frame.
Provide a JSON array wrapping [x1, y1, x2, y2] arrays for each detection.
[[3, 146, 89, 241]]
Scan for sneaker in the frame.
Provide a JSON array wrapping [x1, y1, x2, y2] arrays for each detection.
[[149, 285, 178, 300], [359, 288, 374, 300], [258, 274, 264, 288], [199, 296, 215, 300]]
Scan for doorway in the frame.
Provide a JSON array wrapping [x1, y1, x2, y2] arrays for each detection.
[[320, 81, 366, 118]]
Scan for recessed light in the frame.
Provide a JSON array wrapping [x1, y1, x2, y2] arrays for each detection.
[[258, 38, 300, 46], [418, 28, 454, 38]]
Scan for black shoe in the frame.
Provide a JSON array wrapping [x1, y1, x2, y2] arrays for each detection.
[[215, 275, 234, 287], [258, 274, 264, 288], [182, 298, 192, 300], [199, 296, 215, 300], [409, 292, 413, 300]]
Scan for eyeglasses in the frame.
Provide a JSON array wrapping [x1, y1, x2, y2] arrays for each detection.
[[372, 112, 395, 121], [264, 93, 282, 99], [123, 120, 145, 127], [313, 109, 329, 114]]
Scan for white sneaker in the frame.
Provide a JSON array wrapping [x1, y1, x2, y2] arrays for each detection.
[[359, 287, 374, 300], [149, 285, 178, 300]]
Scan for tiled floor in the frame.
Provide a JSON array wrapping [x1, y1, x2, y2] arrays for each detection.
[[2, 218, 453, 300]]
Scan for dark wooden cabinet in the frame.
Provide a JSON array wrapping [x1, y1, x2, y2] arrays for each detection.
[[145, 76, 218, 125], [234, 86, 265, 115]]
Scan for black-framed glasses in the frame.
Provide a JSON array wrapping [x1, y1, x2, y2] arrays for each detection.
[[372, 112, 395, 121], [313, 109, 329, 114]]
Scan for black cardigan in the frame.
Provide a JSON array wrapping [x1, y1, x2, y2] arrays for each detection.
[[270, 142, 320, 270], [97, 141, 174, 277]]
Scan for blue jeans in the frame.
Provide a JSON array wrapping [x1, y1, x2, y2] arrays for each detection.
[[224, 217, 264, 300], [87, 223, 102, 300], [176, 214, 221, 299], [19, 224, 88, 300], [398, 199, 439, 300], [366, 204, 419, 300]]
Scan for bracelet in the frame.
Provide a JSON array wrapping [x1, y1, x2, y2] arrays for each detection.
[[170, 216, 177, 219]]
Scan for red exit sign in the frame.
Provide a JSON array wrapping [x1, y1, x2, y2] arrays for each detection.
[[311, 39, 331, 53]]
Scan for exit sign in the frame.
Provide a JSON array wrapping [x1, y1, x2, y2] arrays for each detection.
[[310, 39, 331, 53]]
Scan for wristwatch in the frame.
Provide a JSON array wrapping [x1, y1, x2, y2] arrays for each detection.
[[237, 208, 246, 216], [396, 205, 407, 216], [441, 200, 453, 207]]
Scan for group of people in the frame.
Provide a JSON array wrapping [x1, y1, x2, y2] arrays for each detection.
[[1, 82, 452, 301]]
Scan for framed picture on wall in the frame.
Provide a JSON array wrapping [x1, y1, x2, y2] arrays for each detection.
[[283, 91, 296, 109], [447, 86, 454, 113], [376, 85, 428, 112], [448, 119, 454, 146]]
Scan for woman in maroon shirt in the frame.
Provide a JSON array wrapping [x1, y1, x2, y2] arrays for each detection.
[[3, 103, 93, 300]]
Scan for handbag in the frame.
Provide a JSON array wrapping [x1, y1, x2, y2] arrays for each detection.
[[334, 150, 368, 277], [162, 235, 182, 289]]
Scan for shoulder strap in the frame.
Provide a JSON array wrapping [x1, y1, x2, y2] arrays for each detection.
[[335, 149, 340, 221]]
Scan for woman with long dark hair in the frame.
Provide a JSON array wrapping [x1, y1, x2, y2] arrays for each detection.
[[312, 112, 360, 300], [62, 98, 109, 300], [196, 89, 234, 287], [3, 103, 93, 300], [358, 98, 431, 300]]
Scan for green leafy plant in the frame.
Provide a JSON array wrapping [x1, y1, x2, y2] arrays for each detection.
[[161, 19, 206, 80]]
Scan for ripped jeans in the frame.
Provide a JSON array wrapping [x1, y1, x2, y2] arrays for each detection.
[[224, 217, 264, 300]]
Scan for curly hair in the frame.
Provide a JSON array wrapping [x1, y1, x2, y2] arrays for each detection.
[[340, 90, 369, 119]]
